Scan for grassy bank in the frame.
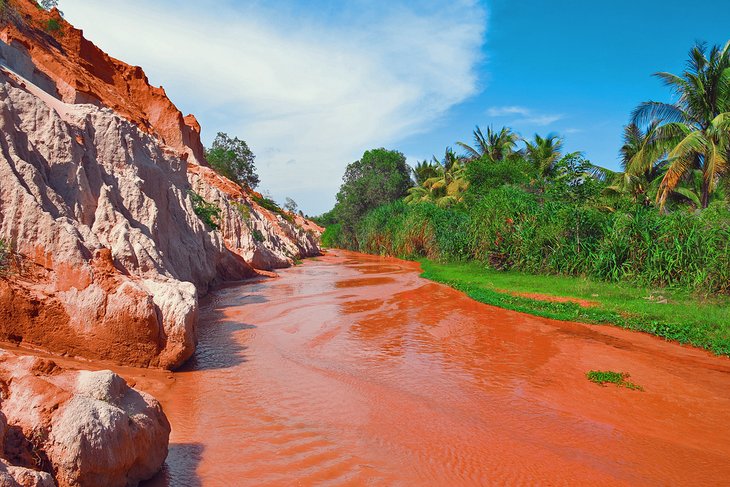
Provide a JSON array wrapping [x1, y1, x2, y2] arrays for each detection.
[[419, 260, 730, 356]]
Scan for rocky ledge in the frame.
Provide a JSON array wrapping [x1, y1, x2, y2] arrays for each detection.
[[0, 351, 169, 487]]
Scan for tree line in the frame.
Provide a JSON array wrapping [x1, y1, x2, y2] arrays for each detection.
[[318, 40, 730, 294]]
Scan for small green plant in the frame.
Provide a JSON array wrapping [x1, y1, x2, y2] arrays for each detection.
[[0, 239, 8, 273], [232, 201, 251, 221], [586, 370, 643, 391], [45, 18, 61, 33], [251, 193, 295, 223], [252, 229, 265, 243], [189, 191, 221, 230]]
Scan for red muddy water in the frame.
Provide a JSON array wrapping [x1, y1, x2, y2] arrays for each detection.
[[141, 250, 730, 486]]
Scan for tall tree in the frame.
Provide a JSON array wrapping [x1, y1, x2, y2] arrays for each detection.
[[283, 197, 298, 213], [524, 133, 564, 177], [205, 132, 260, 189], [334, 148, 411, 240], [632, 41, 730, 209], [457, 126, 519, 162]]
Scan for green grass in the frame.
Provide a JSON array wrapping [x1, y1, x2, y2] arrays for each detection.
[[586, 370, 643, 391], [419, 259, 730, 356]]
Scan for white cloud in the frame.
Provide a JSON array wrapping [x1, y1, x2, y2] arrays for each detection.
[[487, 106, 531, 117], [487, 105, 562, 126], [59, 0, 486, 214]]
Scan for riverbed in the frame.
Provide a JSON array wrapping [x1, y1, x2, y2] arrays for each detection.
[[142, 250, 730, 485]]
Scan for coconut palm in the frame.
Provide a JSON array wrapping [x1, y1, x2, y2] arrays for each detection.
[[524, 133, 564, 176], [411, 160, 441, 186], [602, 122, 668, 204], [405, 148, 468, 207], [632, 41, 730, 209], [457, 126, 520, 162]]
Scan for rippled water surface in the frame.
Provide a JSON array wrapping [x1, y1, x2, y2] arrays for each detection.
[[143, 250, 730, 486]]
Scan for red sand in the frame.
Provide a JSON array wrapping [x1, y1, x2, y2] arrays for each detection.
[[128, 250, 730, 485]]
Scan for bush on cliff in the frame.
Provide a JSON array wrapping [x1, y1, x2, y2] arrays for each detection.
[[189, 191, 221, 230], [206, 132, 260, 189], [0, 239, 8, 273]]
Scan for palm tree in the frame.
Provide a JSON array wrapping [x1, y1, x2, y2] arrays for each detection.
[[457, 126, 520, 162], [411, 160, 441, 186], [524, 133, 564, 176], [405, 148, 468, 207], [632, 41, 730, 209], [605, 122, 667, 204]]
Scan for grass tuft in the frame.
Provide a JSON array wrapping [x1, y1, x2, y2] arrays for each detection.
[[586, 370, 643, 391]]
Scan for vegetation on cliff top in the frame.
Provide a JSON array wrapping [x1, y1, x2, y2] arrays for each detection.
[[205, 132, 260, 190]]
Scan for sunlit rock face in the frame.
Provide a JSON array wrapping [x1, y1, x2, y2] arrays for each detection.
[[0, 61, 253, 369], [0, 0, 321, 370]]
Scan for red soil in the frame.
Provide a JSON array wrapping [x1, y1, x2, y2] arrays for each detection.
[[499, 289, 599, 307]]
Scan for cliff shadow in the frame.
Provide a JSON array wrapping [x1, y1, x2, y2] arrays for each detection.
[[141, 442, 203, 487], [180, 307, 258, 372]]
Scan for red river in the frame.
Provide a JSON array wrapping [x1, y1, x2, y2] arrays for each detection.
[[137, 250, 730, 486]]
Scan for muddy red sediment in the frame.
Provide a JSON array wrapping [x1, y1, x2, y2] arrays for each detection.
[[497, 289, 599, 308], [131, 250, 730, 485]]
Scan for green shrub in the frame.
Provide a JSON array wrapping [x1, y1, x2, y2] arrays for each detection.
[[353, 186, 730, 295], [45, 18, 61, 33], [321, 224, 344, 248], [252, 229, 265, 243], [189, 191, 221, 230], [251, 194, 294, 223], [233, 201, 251, 221], [0, 239, 8, 273], [205, 132, 259, 189]]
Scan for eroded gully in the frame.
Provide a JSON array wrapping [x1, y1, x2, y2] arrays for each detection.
[[139, 250, 730, 486]]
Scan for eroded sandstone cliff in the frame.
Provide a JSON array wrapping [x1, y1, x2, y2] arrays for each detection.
[[0, 0, 322, 371]]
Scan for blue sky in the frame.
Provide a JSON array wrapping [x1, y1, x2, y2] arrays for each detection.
[[60, 0, 728, 215]]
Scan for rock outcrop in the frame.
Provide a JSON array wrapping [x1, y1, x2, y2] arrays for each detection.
[[0, 63, 253, 369], [0, 0, 323, 268], [0, 351, 169, 487], [0, 0, 322, 370]]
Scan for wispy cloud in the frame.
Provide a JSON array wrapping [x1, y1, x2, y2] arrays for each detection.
[[487, 106, 531, 117], [487, 105, 563, 126], [60, 0, 487, 213]]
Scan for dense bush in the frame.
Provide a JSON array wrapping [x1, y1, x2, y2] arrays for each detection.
[[321, 223, 344, 248], [354, 187, 730, 295]]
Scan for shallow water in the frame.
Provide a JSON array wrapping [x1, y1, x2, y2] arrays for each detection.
[[143, 250, 730, 486]]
